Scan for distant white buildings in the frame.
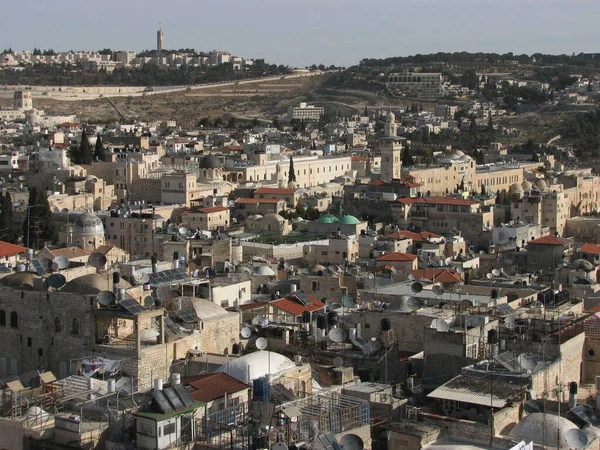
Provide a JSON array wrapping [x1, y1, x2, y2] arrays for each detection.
[[387, 69, 443, 99], [288, 102, 325, 120]]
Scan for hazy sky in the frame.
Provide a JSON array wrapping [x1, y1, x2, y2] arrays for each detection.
[[2, 0, 599, 67]]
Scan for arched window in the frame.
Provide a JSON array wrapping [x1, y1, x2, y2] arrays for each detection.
[[0, 310, 5, 326], [10, 311, 18, 329], [71, 318, 80, 336], [55, 317, 62, 333]]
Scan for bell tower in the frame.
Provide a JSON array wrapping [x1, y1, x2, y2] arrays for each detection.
[[379, 110, 403, 181]]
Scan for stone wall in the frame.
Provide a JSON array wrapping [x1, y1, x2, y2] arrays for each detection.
[[200, 313, 239, 355]]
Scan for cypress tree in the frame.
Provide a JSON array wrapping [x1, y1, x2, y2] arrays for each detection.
[[401, 145, 413, 167], [80, 128, 93, 164], [288, 156, 296, 184], [94, 135, 105, 161]]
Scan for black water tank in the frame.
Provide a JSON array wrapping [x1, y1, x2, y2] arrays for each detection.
[[381, 318, 391, 331], [112, 272, 120, 284], [302, 311, 311, 324], [491, 289, 499, 299], [316, 315, 328, 329], [327, 311, 338, 326], [488, 329, 498, 344], [232, 343, 240, 355]]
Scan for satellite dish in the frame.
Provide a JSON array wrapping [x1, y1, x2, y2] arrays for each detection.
[[431, 318, 449, 332], [16, 264, 26, 273], [178, 227, 189, 236], [486, 273, 494, 279], [97, 291, 116, 306], [407, 297, 422, 311], [252, 315, 269, 327], [565, 428, 589, 449], [143, 295, 155, 307], [340, 433, 364, 450], [492, 269, 501, 276], [140, 328, 160, 342], [456, 266, 464, 274], [38, 258, 53, 273], [333, 357, 344, 367], [411, 282, 423, 293], [432, 285, 444, 296], [505, 316, 515, 329], [46, 273, 66, 289], [241, 327, 252, 339], [53, 256, 69, 270], [256, 337, 268, 350], [51, 262, 59, 271], [408, 274, 416, 281], [329, 328, 345, 343], [517, 353, 537, 371], [272, 443, 289, 450], [88, 252, 107, 268]]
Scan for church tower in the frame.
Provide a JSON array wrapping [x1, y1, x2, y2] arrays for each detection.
[[379, 110, 403, 181]]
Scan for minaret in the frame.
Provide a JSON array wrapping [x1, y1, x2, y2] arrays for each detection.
[[157, 23, 164, 58], [379, 110, 403, 181], [276, 163, 285, 189]]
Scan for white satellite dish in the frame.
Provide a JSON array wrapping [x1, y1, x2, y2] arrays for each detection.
[[252, 315, 269, 327], [140, 328, 159, 342], [432, 285, 444, 296], [456, 266, 464, 274], [407, 297, 422, 311], [241, 327, 252, 339], [16, 264, 26, 272], [492, 269, 501, 276], [505, 316, 515, 329], [178, 227, 189, 236], [329, 328, 345, 343], [431, 318, 449, 332], [333, 357, 344, 367], [408, 273, 416, 281], [340, 433, 365, 450], [486, 273, 494, 279], [53, 256, 69, 270], [517, 353, 537, 371], [272, 443, 289, 450], [564, 428, 589, 449], [256, 337, 268, 350]]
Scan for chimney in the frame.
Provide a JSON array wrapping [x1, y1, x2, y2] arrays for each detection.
[[118, 288, 126, 303], [112, 272, 120, 295], [173, 251, 179, 269], [569, 382, 578, 409], [151, 255, 157, 274]]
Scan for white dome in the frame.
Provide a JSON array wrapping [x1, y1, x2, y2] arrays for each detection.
[[216, 351, 296, 383], [535, 179, 547, 191], [509, 413, 580, 449], [255, 266, 275, 276], [73, 212, 104, 235]]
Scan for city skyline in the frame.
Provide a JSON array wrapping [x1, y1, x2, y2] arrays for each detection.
[[1, 0, 599, 67]]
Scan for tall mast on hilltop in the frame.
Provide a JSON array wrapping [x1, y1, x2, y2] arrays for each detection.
[[157, 23, 164, 58]]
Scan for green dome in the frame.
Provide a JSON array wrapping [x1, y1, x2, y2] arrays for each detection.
[[317, 214, 339, 224], [338, 215, 361, 225]]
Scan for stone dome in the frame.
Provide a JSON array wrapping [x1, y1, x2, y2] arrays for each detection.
[[570, 259, 595, 271], [317, 214, 339, 224], [62, 273, 131, 295], [262, 213, 285, 223], [255, 266, 275, 276], [338, 215, 361, 225], [509, 183, 524, 195], [199, 154, 223, 169], [246, 214, 263, 221], [521, 180, 533, 191], [535, 179, 547, 191], [216, 351, 296, 383], [0, 272, 38, 289], [509, 413, 581, 449], [73, 212, 104, 235]]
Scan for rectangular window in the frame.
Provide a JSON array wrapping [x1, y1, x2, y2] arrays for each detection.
[[27, 337, 32, 347], [164, 423, 176, 435], [38, 348, 43, 357]]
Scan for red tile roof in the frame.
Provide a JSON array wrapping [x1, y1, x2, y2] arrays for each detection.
[[376, 252, 418, 262], [188, 373, 249, 402], [580, 243, 600, 255], [411, 268, 461, 283], [45, 246, 90, 258], [0, 241, 27, 258], [396, 196, 478, 206], [528, 235, 569, 246], [270, 294, 325, 317], [235, 198, 283, 204], [254, 187, 298, 195]]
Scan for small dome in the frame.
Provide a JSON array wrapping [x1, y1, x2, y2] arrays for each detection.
[[522, 180, 533, 191], [62, 273, 131, 294], [535, 179, 547, 191], [570, 259, 595, 271], [0, 272, 38, 289], [317, 214, 339, 224], [73, 212, 104, 235], [199, 154, 223, 169], [236, 266, 252, 274], [246, 214, 263, 221], [452, 150, 465, 158], [311, 264, 327, 274], [338, 215, 361, 225], [509, 413, 580, 449], [262, 213, 285, 223], [255, 266, 275, 276], [216, 351, 296, 383], [509, 183, 524, 195]]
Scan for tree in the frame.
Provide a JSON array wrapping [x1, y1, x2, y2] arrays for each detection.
[[226, 117, 238, 129], [272, 118, 281, 130], [0, 192, 16, 243], [288, 156, 296, 185], [488, 114, 494, 130], [94, 135, 105, 161], [458, 179, 465, 192], [401, 144, 413, 167], [78, 128, 93, 164], [22, 187, 56, 249], [480, 184, 487, 196]]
